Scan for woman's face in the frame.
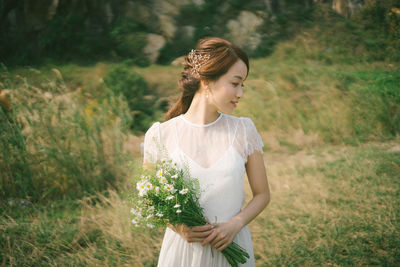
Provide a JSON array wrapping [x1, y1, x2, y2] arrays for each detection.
[[208, 59, 248, 114]]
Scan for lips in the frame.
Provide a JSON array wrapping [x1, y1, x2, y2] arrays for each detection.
[[231, 101, 238, 107]]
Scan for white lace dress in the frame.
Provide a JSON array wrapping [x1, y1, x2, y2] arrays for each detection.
[[143, 113, 264, 267]]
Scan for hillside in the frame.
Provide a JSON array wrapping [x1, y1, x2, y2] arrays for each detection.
[[1, 2, 399, 266]]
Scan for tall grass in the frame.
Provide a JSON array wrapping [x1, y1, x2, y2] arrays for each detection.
[[0, 66, 133, 201], [252, 143, 400, 266], [1, 142, 398, 266]]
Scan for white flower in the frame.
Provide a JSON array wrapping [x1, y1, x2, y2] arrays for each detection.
[[148, 206, 154, 213], [138, 189, 147, 197], [173, 204, 181, 208], [147, 224, 155, 229], [136, 181, 145, 191], [160, 176, 168, 184], [156, 213, 164, 217], [176, 209, 182, 213], [165, 195, 174, 201], [130, 207, 141, 216], [164, 184, 175, 192], [131, 219, 139, 226], [155, 186, 160, 193], [171, 174, 178, 179], [146, 214, 153, 219], [179, 188, 188, 195], [144, 182, 153, 190], [156, 169, 163, 178]]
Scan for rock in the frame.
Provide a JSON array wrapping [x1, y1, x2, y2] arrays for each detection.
[[226, 11, 264, 51], [332, 0, 366, 18], [123, 1, 152, 27], [192, 0, 205, 6], [181, 25, 196, 40], [171, 56, 185, 66], [158, 14, 177, 40], [144, 34, 166, 64], [0, 90, 12, 111]]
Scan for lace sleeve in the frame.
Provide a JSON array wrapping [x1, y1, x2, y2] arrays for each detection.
[[241, 117, 264, 159], [143, 122, 161, 164]]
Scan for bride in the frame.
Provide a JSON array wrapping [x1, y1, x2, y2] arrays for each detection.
[[143, 37, 270, 267]]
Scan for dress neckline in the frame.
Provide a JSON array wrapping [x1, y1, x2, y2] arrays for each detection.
[[179, 112, 223, 127]]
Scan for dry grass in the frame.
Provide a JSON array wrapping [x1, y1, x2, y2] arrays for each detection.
[[2, 137, 398, 266]]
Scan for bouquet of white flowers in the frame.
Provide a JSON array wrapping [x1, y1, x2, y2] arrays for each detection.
[[130, 159, 249, 267]]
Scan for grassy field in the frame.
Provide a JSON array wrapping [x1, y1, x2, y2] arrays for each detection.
[[1, 141, 399, 266], [1, 4, 400, 266]]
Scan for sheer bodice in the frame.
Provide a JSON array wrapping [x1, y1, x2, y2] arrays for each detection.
[[144, 113, 263, 167]]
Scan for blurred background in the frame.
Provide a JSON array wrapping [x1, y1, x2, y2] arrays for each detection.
[[1, 0, 399, 266]]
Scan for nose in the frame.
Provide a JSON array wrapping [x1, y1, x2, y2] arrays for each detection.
[[237, 86, 243, 98]]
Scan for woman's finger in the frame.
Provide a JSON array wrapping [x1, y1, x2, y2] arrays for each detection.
[[187, 229, 213, 238], [186, 237, 208, 243], [215, 241, 231, 252], [201, 230, 218, 246], [190, 225, 213, 232], [211, 237, 226, 248]]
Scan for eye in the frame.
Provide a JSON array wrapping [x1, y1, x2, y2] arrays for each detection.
[[232, 83, 239, 87]]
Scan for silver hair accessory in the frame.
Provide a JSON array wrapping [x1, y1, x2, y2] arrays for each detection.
[[187, 49, 210, 78]]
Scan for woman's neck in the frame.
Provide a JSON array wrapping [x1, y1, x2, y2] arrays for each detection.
[[184, 92, 219, 125]]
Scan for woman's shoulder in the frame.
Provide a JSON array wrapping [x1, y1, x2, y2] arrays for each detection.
[[145, 116, 180, 137], [222, 113, 255, 126]]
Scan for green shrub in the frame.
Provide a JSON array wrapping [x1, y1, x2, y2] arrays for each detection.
[[110, 17, 150, 67], [0, 67, 132, 201], [39, 15, 113, 61], [104, 65, 160, 133]]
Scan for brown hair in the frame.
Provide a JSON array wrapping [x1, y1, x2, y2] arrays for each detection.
[[165, 37, 249, 121]]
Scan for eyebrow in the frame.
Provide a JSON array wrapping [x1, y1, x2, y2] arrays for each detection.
[[233, 75, 243, 80]]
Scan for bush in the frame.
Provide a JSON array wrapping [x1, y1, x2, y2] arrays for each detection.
[[110, 17, 150, 67], [104, 65, 160, 133], [0, 67, 132, 201], [39, 14, 113, 61]]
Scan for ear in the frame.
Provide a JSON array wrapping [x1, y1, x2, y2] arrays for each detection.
[[200, 79, 209, 89]]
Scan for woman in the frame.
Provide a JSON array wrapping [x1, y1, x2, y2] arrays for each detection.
[[143, 37, 270, 267]]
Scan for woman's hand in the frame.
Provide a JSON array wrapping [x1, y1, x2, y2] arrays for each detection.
[[201, 218, 243, 251], [169, 224, 214, 243]]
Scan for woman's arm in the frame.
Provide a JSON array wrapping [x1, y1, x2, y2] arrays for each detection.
[[201, 151, 270, 251]]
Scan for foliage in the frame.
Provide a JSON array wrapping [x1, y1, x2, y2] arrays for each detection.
[[103, 65, 162, 134], [130, 160, 205, 228], [1, 143, 399, 266], [110, 17, 150, 67], [2, 15, 150, 66], [0, 66, 132, 201], [39, 15, 112, 61]]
